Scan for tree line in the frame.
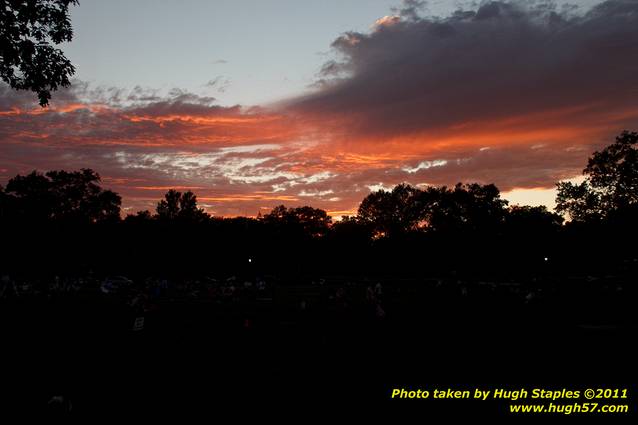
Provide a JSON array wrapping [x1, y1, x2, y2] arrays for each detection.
[[1, 131, 636, 276]]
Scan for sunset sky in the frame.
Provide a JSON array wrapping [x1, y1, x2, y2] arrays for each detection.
[[1, 0, 637, 217]]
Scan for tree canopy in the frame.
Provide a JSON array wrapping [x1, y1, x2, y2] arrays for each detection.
[[1, 168, 121, 223], [504, 205, 563, 233], [556, 131, 638, 222], [155, 189, 208, 223], [260, 205, 332, 237], [357, 183, 424, 238], [0, 0, 78, 106], [357, 182, 508, 238]]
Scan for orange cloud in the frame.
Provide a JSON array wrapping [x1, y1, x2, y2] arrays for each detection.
[[2, 89, 631, 217]]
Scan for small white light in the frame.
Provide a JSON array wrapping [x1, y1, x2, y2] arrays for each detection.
[[248, 258, 252, 263], [544, 257, 548, 262]]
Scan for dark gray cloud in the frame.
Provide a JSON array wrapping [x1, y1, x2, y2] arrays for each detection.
[[290, 0, 638, 139]]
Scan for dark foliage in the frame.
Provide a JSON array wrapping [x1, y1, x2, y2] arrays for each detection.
[[1, 168, 120, 223], [0, 0, 78, 106], [556, 130, 638, 223]]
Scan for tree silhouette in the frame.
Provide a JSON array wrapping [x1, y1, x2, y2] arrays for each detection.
[[0, 156, 635, 277], [555, 181, 603, 223], [505, 205, 563, 234], [288, 206, 332, 237], [156, 189, 181, 220], [0, 183, 10, 221], [261, 205, 332, 237], [2, 168, 121, 223], [357, 183, 424, 238], [124, 209, 153, 224], [424, 183, 508, 233], [1, 170, 53, 221], [156, 189, 208, 222], [556, 131, 638, 222], [330, 215, 373, 243], [357, 182, 507, 237], [1, 0, 79, 106], [178, 190, 206, 221]]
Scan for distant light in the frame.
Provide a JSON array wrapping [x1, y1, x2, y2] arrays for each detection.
[[248, 258, 252, 263], [544, 257, 549, 262]]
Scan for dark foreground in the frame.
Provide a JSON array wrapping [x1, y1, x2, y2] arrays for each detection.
[[1, 274, 636, 419]]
